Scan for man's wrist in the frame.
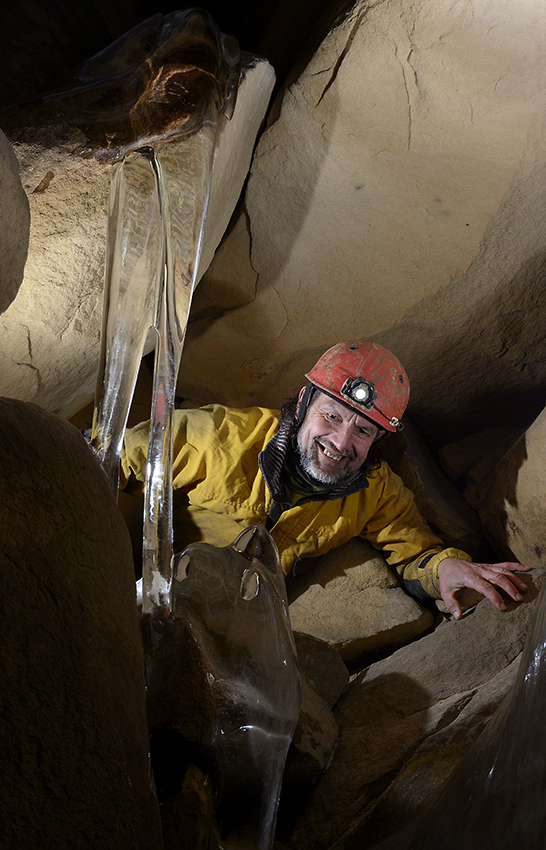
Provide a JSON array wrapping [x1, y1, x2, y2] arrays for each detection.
[[432, 548, 472, 595]]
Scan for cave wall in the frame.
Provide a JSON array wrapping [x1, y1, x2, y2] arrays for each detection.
[[0, 0, 545, 449], [178, 0, 546, 447]]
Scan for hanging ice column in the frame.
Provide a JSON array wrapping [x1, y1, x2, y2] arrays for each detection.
[[53, 10, 240, 614]]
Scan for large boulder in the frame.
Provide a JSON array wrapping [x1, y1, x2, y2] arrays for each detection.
[[288, 539, 435, 665], [0, 52, 274, 418], [282, 569, 544, 850], [177, 0, 546, 448], [479, 407, 546, 568], [0, 397, 161, 849], [0, 128, 29, 313], [381, 416, 492, 560]]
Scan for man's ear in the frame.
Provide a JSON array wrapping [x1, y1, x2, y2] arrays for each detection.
[[295, 387, 306, 420]]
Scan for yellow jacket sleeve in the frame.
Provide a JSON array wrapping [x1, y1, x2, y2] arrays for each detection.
[[360, 465, 472, 599]]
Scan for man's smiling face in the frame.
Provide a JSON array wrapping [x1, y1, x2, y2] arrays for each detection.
[[296, 391, 382, 485]]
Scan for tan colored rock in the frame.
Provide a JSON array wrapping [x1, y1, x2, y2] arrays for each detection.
[[288, 539, 435, 664], [159, 764, 219, 850], [294, 631, 349, 709], [286, 569, 544, 850], [0, 54, 274, 418], [285, 633, 347, 783], [438, 426, 523, 511], [178, 0, 546, 448], [354, 657, 520, 849], [381, 416, 490, 560], [479, 408, 546, 567], [284, 673, 339, 784], [0, 398, 161, 849], [0, 128, 29, 313]]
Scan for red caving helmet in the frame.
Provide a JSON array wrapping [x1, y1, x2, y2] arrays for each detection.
[[304, 341, 410, 432]]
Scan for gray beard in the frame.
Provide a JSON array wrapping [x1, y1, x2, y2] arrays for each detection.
[[296, 434, 356, 486]]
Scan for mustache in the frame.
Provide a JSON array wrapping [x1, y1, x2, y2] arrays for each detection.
[[315, 438, 356, 461]]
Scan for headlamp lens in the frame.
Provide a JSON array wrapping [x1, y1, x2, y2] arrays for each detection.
[[341, 378, 377, 409], [352, 384, 371, 403]]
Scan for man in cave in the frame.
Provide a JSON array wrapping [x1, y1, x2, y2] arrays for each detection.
[[121, 340, 529, 620]]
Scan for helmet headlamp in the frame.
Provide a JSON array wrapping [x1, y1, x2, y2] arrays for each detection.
[[304, 341, 409, 432], [340, 377, 377, 409]]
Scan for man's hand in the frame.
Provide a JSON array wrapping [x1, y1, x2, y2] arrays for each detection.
[[438, 558, 531, 620]]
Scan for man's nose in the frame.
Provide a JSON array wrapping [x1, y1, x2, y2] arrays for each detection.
[[329, 422, 353, 452]]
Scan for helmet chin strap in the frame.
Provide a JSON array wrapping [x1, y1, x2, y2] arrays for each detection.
[[295, 383, 316, 425]]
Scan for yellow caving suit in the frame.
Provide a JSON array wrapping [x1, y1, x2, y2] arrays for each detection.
[[121, 404, 471, 600]]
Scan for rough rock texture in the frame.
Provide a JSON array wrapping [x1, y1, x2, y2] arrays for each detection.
[[286, 633, 348, 783], [0, 53, 274, 418], [178, 0, 546, 448], [438, 425, 523, 512], [0, 398, 161, 850], [284, 672, 339, 784], [288, 539, 435, 664], [159, 764, 220, 850], [293, 631, 349, 709], [0, 128, 29, 313], [282, 569, 545, 850], [381, 416, 492, 560], [479, 408, 546, 568]]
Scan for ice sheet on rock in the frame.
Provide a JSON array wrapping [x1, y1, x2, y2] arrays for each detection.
[[170, 525, 302, 850], [374, 575, 546, 850]]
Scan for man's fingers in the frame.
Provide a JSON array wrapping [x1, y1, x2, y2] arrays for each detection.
[[471, 575, 507, 611], [494, 561, 531, 572], [442, 587, 463, 620], [438, 558, 530, 620], [478, 563, 529, 599]]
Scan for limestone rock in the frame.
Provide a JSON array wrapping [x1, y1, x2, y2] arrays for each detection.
[[284, 633, 348, 785], [146, 613, 219, 758], [479, 408, 546, 567], [294, 631, 349, 709], [0, 53, 274, 418], [349, 656, 521, 849], [382, 416, 492, 560], [438, 426, 523, 512], [284, 673, 339, 785], [288, 539, 435, 664], [0, 129, 29, 313], [159, 764, 220, 850], [0, 398, 161, 850], [177, 0, 546, 449], [285, 569, 544, 850]]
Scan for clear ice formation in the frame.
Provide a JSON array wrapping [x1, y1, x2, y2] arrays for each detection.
[[374, 576, 546, 850], [170, 525, 302, 850], [43, 10, 240, 162], [66, 10, 240, 614]]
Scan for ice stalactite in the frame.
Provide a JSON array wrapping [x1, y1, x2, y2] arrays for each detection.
[[47, 9, 240, 615], [44, 13, 302, 846]]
